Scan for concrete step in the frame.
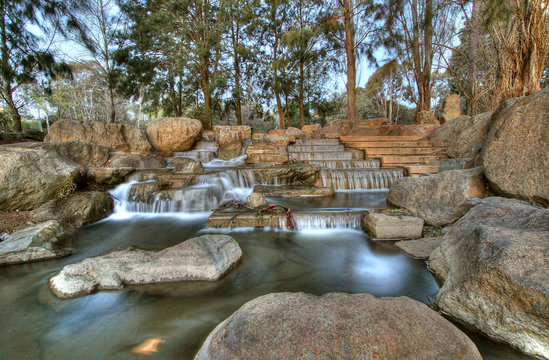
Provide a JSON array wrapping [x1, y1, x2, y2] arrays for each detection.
[[288, 144, 345, 152], [290, 151, 353, 161], [307, 159, 380, 169], [402, 165, 442, 175], [364, 147, 446, 156], [295, 138, 340, 145], [380, 155, 443, 165], [345, 141, 433, 149], [340, 135, 427, 142], [353, 118, 388, 127]]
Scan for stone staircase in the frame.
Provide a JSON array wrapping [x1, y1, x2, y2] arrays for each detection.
[[289, 138, 404, 190], [339, 135, 446, 176]]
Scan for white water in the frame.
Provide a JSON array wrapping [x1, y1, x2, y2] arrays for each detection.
[[321, 169, 404, 190]]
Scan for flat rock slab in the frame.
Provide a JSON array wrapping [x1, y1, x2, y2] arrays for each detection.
[[362, 212, 424, 240], [194, 292, 482, 360], [0, 220, 76, 266], [395, 237, 443, 259], [209, 209, 284, 229], [49, 234, 242, 298], [253, 185, 334, 197]]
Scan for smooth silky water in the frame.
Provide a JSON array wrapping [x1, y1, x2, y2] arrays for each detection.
[[0, 192, 534, 359]]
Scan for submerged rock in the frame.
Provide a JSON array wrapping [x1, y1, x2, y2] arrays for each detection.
[[194, 292, 482, 360], [32, 191, 114, 227], [395, 237, 443, 259], [387, 167, 486, 226], [0, 220, 76, 266], [480, 89, 549, 206], [49, 234, 242, 298], [0, 148, 84, 211], [430, 197, 549, 359]]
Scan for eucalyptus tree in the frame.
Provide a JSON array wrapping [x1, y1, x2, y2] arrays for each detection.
[[65, 0, 126, 123], [323, 0, 379, 122], [226, 0, 260, 125], [282, 0, 335, 128], [0, 0, 79, 132], [485, 0, 548, 106], [118, 0, 229, 130], [256, 0, 294, 129], [376, 0, 460, 121]]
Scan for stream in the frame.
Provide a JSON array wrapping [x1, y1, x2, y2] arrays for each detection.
[[0, 189, 533, 359]]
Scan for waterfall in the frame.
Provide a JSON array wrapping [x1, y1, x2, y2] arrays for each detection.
[[307, 160, 380, 169], [111, 169, 257, 214], [320, 169, 404, 190], [289, 212, 364, 229]]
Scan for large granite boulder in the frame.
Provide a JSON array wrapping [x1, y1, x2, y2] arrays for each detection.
[[146, 117, 202, 154], [194, 292, 482, 360], [49, 234, 242, 298], [440, 93, 461, 123], [86, 167, 135, 185], [430, 115, 472, 148], [0, 149, 84, 211], [32, 191, 114, 227], [218, 127, 243, 160], [249, 164, 319, 186], [108, 153, 167, 169], [429, 197, 549, 359], [0, 220, 76, 266], [446, 112, 492, 158], [1, 141, 110, 167], [415, 110, 440, 125], [45, 119, 152, 153], [301, 123, 321, 133], [245, 144, 288, 164], [480, 89, 549, 206], [173, 158, 203, 174], [213, 125, 251, 141], [387, 167, 486, 226]]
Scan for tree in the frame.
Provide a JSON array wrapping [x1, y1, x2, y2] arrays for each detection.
[[118, 0, 229, 130], [257, 0, 293, 129], [0, 0, 76, 132], [226, 0, 259, 126], [283, 0, 334, 128], [376, 0, 460, 122], [487, 0, 548, 106], [364, 60, 404, 123], [66, 0, 126, 123], [324, 0, 379, 121]]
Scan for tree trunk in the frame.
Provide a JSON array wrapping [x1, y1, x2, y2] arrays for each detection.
[[466, 0, 480, 115], [108, 87, 116, 123], [343, 0, 357, 121], [273, 34, 285, 129], [411, 0, 433, 121], [299, 61, 305, 128]]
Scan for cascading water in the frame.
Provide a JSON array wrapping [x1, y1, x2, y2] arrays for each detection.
[[288, 211, 365, 230], [320, 168, 404, 190], [307, 159, 380, 168], [110, 169, 257, 214]]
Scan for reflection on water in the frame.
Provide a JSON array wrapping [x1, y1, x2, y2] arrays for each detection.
[[0, 215, 534, 359]]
